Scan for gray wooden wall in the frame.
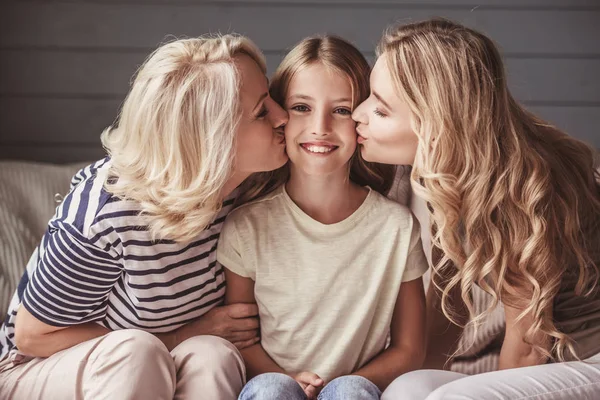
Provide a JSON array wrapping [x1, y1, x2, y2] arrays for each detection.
[[1, 0, 599, 163]]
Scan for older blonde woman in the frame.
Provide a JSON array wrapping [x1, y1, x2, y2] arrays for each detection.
[[352, 19, 600, 400], [0, 34, 288, 400]]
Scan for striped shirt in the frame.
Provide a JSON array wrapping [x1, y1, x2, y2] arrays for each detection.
[[0, 157, 234, 359]]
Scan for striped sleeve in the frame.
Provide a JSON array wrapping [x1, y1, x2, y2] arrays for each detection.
[[69, 157, 110, 191], [21, 222, 122, 327]]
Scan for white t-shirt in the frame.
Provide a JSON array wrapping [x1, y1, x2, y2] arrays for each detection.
[[217, 185, 428, 382]]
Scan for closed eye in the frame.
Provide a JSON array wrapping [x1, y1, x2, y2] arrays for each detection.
[[373, 108, 387, 118], [255, 107, 269, 119]]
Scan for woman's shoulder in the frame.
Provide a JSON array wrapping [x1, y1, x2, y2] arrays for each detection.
[[51, 157, 126, 237], [68, 157, 111, 190]]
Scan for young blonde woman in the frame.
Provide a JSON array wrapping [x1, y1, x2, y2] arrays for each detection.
[[352, 19, 600, 400], [0, 34, 289, 400]]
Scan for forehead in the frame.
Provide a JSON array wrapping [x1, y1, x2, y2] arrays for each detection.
[[235, 54, 268, 93], [288, 63, 352, 96], [371, 54, 402, 105]]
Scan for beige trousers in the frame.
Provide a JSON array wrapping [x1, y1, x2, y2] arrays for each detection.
[[0, 329, 245, 400]]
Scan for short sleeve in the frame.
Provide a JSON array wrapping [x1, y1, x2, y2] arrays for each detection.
[[401, 215, 429, 282], [217, 213, 255, 280], [22, 223, 123, 327]]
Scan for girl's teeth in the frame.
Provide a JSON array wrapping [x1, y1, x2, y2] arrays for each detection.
[[305, 145, 334, 153]]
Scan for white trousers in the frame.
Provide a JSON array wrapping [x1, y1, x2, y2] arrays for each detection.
[[382, 352, 600, 400]]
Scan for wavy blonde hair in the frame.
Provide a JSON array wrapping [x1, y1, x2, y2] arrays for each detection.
[[379, 18, 600, 361], [238, 35, 395, 203], [101, 34, 266, 242]]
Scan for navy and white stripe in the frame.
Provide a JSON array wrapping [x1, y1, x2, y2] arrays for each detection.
[[0, 158, 234, 359]]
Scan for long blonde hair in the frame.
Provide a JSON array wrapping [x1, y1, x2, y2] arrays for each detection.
[[379, 18, 600, 361], [238, 35, 395, 203], [101, 34, 266, 243]]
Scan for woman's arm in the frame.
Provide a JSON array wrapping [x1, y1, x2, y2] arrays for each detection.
[[224, 267, 286, 379], [354, 277, 427, 391], [15, 301, 261, 357], [421, 241, 469, 370], [499, 302, 552, 369], [15, 307, 111, 357], [422, 277, 468, 369]]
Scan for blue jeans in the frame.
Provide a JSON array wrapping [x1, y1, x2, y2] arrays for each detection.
[[239, 372, 381, 400]]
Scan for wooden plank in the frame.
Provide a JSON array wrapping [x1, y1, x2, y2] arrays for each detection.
[[0, 144, 105, 164], [1, 97, 598, 148], [0, 51, 286, 96], [2, 50, 599, 103], [527, 106, 600, 148], [18, 0, 599, 7], [1, 3, 599, 54], [504, 58, 600, 103], [0, 51, 147, 97], [0, 98, 120, 144]]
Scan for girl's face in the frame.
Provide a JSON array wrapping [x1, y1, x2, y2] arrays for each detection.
[[235, 54, 289, 175], [284, 63, 358, 177], [352, 53, 419, 166]]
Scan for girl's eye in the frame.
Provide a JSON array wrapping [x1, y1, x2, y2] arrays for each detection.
[[256, 107, 269, 119], [373, 108, 387, 118], [291, 105, 310, 112], [334, 108, 352, 115]]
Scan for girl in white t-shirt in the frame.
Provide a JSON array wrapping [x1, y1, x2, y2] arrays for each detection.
[[217, 35, 429, 400]]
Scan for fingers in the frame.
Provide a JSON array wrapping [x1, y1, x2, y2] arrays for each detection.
[[232, 337, 260, 350], [227, 329, 259, 343], [230, 317, 260, 332], [304, 384, 320, 400], [296, 372, 324, 387], [225, 303, 259, 319], [293, 372, 324, 400]]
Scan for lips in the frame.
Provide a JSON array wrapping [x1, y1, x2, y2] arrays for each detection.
[[356, 128, 368, 144], [300, 142, 339, 154]]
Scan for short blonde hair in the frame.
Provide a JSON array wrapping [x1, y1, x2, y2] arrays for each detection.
[[239, 35, 395, 203], [101, 34, 266, 242]]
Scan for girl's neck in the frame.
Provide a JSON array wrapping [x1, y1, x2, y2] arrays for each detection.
[[285, 166, 368, 225]]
